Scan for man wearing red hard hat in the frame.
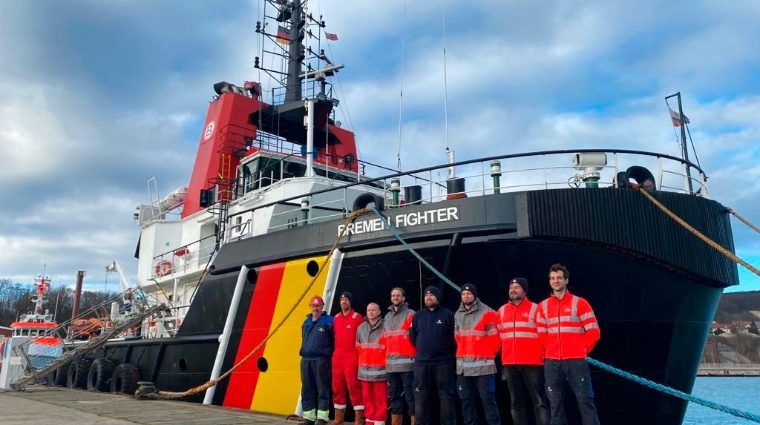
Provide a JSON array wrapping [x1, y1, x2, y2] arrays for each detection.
[[299, 295, 334, 425]]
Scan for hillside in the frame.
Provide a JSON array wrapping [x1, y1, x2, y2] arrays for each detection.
[[714, 290, 760, 323]]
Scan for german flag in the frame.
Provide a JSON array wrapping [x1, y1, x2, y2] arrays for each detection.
[[276, 25, 291, 45]]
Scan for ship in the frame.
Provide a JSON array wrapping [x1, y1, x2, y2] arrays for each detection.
[[5, 1, 740, 424], [0, 274, 64, 389]]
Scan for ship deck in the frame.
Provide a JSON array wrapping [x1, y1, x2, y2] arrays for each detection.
[[0, 386, 294, 424]]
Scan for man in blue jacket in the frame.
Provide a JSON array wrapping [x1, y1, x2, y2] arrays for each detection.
[[300, 295, 334, 425], [410, 286, 456, 425]]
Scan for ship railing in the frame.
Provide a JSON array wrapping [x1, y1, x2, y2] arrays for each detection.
[[151, 234, 217, 280], [267, 192, 355, 232], [227, 149, 708, 233], [385, 150, 708, 204]]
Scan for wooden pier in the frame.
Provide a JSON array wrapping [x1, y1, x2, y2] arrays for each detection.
[[697, 363, 760, 376], [0, 386, 298, 424]]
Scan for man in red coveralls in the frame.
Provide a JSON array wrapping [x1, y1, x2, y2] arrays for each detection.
[[331, 291, 365, 425], [454, 283, 501, 425], [537, 264, 601, 425], [356, 302, 387, 425], [498, 277, 549, 425]]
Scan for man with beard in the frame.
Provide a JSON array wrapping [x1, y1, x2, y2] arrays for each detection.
[[410, 286, 456, 425], [384, 287, 416, 425], [300, 295, 334, 425], [331, 292, 365, 425], [498, 277, 549, 425], [356, 303, 388, 425], [454, 283, 501, 425], [537, 264, 601, 425]]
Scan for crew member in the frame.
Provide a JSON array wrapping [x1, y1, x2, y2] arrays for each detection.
[[332, 292, 365, 425], [537, 264, 601, 425], [498, 277, 549, 425], [300, 295, 334, 425], [454, 283, 501, 425], [356, 303, 387, 425], [410, 286, 456, 425], [384, 287, 416, 425]]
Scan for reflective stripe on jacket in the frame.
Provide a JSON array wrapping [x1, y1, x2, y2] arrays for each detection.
[[334, 310, 363, 357], [498, 300, 544, 365], [383, 303, 416, 373], [536, 291, 600, 360], [357, 318, 386, 381], [454, 299, 500, 376]]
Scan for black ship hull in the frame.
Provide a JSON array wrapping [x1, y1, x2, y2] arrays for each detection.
[[95, 188, 736, 425]]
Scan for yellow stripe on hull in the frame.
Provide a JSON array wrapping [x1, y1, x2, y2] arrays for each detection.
[[251, 255, 330, 414]]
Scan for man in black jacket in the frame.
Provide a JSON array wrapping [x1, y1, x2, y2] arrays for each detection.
[[410, 286, 456, 425]]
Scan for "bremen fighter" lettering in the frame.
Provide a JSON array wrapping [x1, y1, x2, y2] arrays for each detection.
[[338, 206, 460, 236]]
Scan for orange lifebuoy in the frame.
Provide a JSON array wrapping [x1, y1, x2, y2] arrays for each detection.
[[155, 260, 172, 277]]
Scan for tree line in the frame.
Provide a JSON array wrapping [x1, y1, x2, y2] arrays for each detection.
[[0, 278, 119, 326]]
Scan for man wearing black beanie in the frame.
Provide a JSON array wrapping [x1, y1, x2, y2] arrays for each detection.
[[497, 278, 549, 425], [409, 285, 456, 425]]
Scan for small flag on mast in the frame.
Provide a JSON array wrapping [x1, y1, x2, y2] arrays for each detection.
[[668, 107, 690, 127], [276, 25, 291, 45], [325, 32, 338, 41]]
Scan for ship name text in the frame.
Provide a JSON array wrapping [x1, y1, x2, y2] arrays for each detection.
[[338, 206, 460, 236]]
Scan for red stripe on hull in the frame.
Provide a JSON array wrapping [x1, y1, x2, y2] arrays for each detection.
[[222, 263, 286, 409]]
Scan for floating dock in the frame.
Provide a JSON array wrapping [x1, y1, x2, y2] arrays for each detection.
[[0, 386, 296, 424]]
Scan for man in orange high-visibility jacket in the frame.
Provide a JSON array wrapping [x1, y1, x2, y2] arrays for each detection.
[[356, 303, 387, 425], [332, 292, 365, 425], [536, 264, 601, 425], [498, 277, 549, 425], [383, 287, 416, 425], [454, 283, 501, 425]]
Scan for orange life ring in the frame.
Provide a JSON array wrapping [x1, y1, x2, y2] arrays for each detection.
[[155, 260, 172, 277]]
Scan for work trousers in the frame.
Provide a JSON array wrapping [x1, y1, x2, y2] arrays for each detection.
[[456, 374, 501, 425], [387, 371, 415, 416], [413, 364, 455, 425], [332, 354, 364, 410], [361, 380, 388, 425], [544, 359, 600, 425], [502, 365, 550, 425], [301, 357, 331, 422]]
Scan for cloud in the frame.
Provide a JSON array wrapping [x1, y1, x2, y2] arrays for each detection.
[[1, 0, 759, 296]]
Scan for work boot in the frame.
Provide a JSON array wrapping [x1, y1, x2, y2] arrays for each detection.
[[354, 409, 365, 425], [316, 420, 327, 425], [391, 414, 402, 425], [409, 415, 415, 425], [329, 408, 345, 425]]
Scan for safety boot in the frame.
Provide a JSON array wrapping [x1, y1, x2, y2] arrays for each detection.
[[329, 408, 345, 425], [315, 420, 327, 425], [354, 409, 365, 425]]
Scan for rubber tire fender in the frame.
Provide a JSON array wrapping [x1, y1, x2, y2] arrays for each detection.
[[110, 363, 141, 395], [53, 363, 69, 386], [67, 356, 93, 389], [87, 358, 116, 392]]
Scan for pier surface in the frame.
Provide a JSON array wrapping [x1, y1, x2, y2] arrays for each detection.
[[0, 386, 296, 424]]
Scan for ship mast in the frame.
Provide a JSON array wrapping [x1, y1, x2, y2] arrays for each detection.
[[284, 0, 303, 102]]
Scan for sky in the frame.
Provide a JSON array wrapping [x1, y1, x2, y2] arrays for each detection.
[[0, 0, 759, 295]]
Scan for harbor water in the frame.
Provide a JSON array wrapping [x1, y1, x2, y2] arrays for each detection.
[[684, 377, 760, 424]]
